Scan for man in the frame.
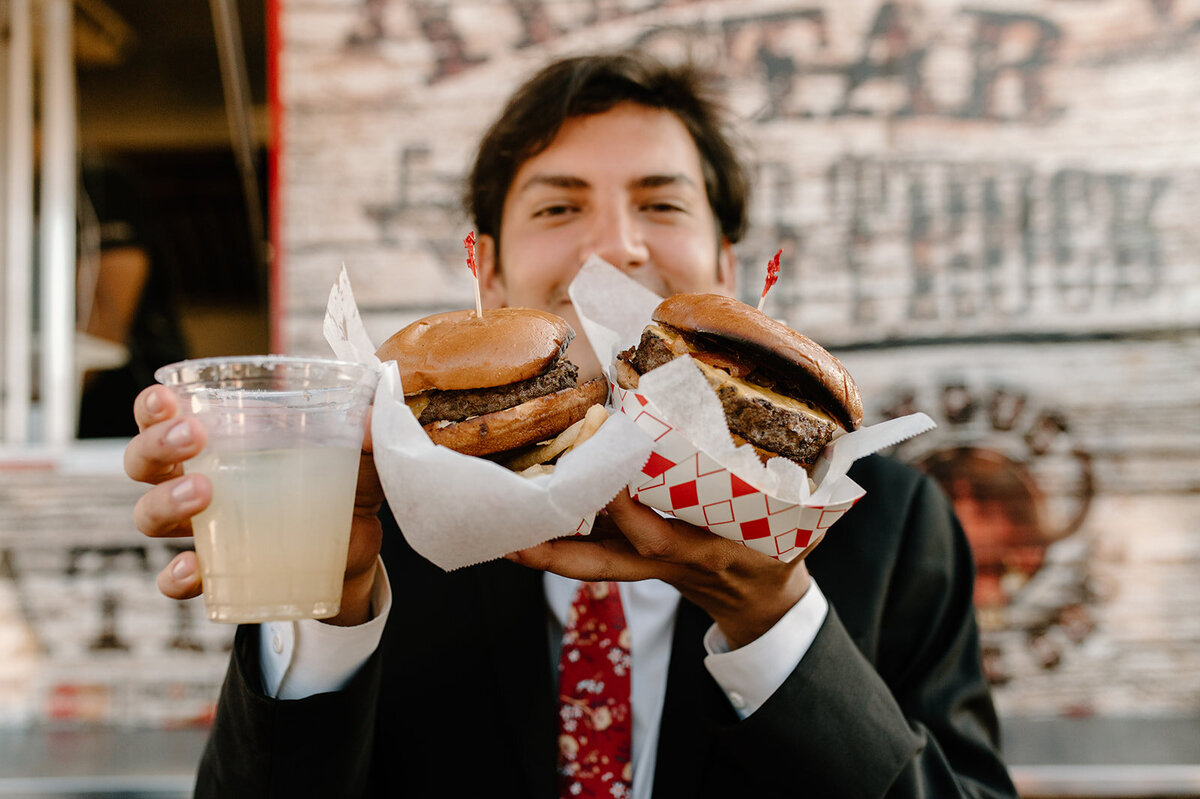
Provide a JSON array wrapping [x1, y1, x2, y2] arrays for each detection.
[[126, 51, 1018, 798]]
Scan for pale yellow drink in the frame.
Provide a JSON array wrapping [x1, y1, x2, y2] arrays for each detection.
[[157, 355, 377, 624], [186, 446, 361, 623]]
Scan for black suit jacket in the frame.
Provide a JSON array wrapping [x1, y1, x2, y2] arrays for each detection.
[[196, 455, 1017, 798]]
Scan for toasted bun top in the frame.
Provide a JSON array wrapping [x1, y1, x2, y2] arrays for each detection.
[[652, 293, 863, 430], [376, 307, 573, 394]]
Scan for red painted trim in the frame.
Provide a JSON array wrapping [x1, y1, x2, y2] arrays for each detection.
[[266, 0, 284, 352]]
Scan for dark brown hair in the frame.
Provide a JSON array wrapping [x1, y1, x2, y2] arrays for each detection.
[[466, 50, 749, 247]]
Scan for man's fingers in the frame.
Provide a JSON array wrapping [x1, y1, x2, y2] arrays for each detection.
[[134, 474, 211, 538], [125, 385, 207, 486], [134, 385, 177, 432], [604, 490, 734, 569], [157, 551, 203, 600], [124, 416, 207, 485], [134, 388, 204, 603], [508, 491, 741, 584], [507, 537, 670, 583]]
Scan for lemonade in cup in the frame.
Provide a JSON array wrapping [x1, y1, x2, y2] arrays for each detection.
[[155, 356, 379, 623]]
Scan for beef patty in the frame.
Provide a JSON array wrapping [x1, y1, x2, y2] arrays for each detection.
[[716, 386, 833, 466], [620, 327, 834, 466], [416, 357, 579, 425]]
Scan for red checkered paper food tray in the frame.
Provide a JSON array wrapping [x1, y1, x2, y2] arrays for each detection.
[[570, 257, 935, 563], [613, 379, 862, 562]]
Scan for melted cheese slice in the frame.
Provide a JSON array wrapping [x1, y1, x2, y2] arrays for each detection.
[[692, 359, 837, 425], [406, 394, 431, 418], [647, 324, 838, 426]]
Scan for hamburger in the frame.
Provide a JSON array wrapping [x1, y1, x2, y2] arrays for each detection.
[[376, 307, 609, 469], [615, 293, 862, 473]]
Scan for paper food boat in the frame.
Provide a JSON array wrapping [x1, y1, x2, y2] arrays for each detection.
[[570, 257, 936, 563], [613, 379, 866, 561]]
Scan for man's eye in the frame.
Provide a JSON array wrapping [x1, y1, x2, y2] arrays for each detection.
[[644, 202, 686, 213], [533, 204, 576, 217]]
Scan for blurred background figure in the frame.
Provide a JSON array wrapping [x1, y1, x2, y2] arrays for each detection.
[[76, 154, 189, 438]]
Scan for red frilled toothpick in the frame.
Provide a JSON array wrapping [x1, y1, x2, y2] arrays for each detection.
[[464, 231, 483, 317], [757, 249, 781, 312]]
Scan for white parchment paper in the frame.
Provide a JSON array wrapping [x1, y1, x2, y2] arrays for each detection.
[[324, 267, 654, 570]]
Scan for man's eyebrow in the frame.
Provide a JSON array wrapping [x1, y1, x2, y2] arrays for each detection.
[[514, 174, 590, 194], [514, 173, 700, 194], [630, 173, 699, 190]]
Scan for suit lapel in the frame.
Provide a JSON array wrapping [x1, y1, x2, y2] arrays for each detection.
[[652, 598, 739, 798], [475, 561, 558, 799]]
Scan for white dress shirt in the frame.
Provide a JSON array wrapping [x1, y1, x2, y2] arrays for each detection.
[[261, 559, 829, 799]]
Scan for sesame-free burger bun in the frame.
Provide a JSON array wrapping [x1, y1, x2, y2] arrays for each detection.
[[376, 307, 573, 395], [652, 294, 862, 431], [376, 307, 608, 461]]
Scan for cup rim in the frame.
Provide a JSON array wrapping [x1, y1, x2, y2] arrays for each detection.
[[155, 355, 378, 387]]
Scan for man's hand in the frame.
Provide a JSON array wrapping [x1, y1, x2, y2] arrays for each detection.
[[125, 384, 385, 626], [507, 490, 813, 649]]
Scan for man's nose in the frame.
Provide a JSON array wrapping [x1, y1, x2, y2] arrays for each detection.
[[586, 204, 649, 270]]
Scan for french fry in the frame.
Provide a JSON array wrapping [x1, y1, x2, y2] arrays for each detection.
[[505, 418, 585, 472], [504, 403, 609, 473], [517, 463, 556, 478], [573, 403, 608, 447]]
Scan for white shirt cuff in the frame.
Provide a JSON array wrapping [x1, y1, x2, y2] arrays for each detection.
[[259, 558, 392, 700], [702, 578, 828, 719]]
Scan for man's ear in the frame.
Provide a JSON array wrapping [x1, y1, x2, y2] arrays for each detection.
[[477, 233, 507, 308], [716, 238, 737, 297]]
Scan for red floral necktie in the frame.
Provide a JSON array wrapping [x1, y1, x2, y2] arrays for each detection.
[[557, 581, 633, 799]]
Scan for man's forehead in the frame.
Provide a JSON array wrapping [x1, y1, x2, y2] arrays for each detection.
[[518, 105, 703, 166]]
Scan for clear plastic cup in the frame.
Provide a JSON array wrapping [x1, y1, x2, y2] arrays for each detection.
[[155, 356, 379, 623]]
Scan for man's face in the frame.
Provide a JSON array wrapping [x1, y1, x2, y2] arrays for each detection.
[[477, 101, 737, 380]]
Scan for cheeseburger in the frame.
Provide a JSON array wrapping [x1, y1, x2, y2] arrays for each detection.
[[376, 308, 608, 465], [616, 293, 862, 472]]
